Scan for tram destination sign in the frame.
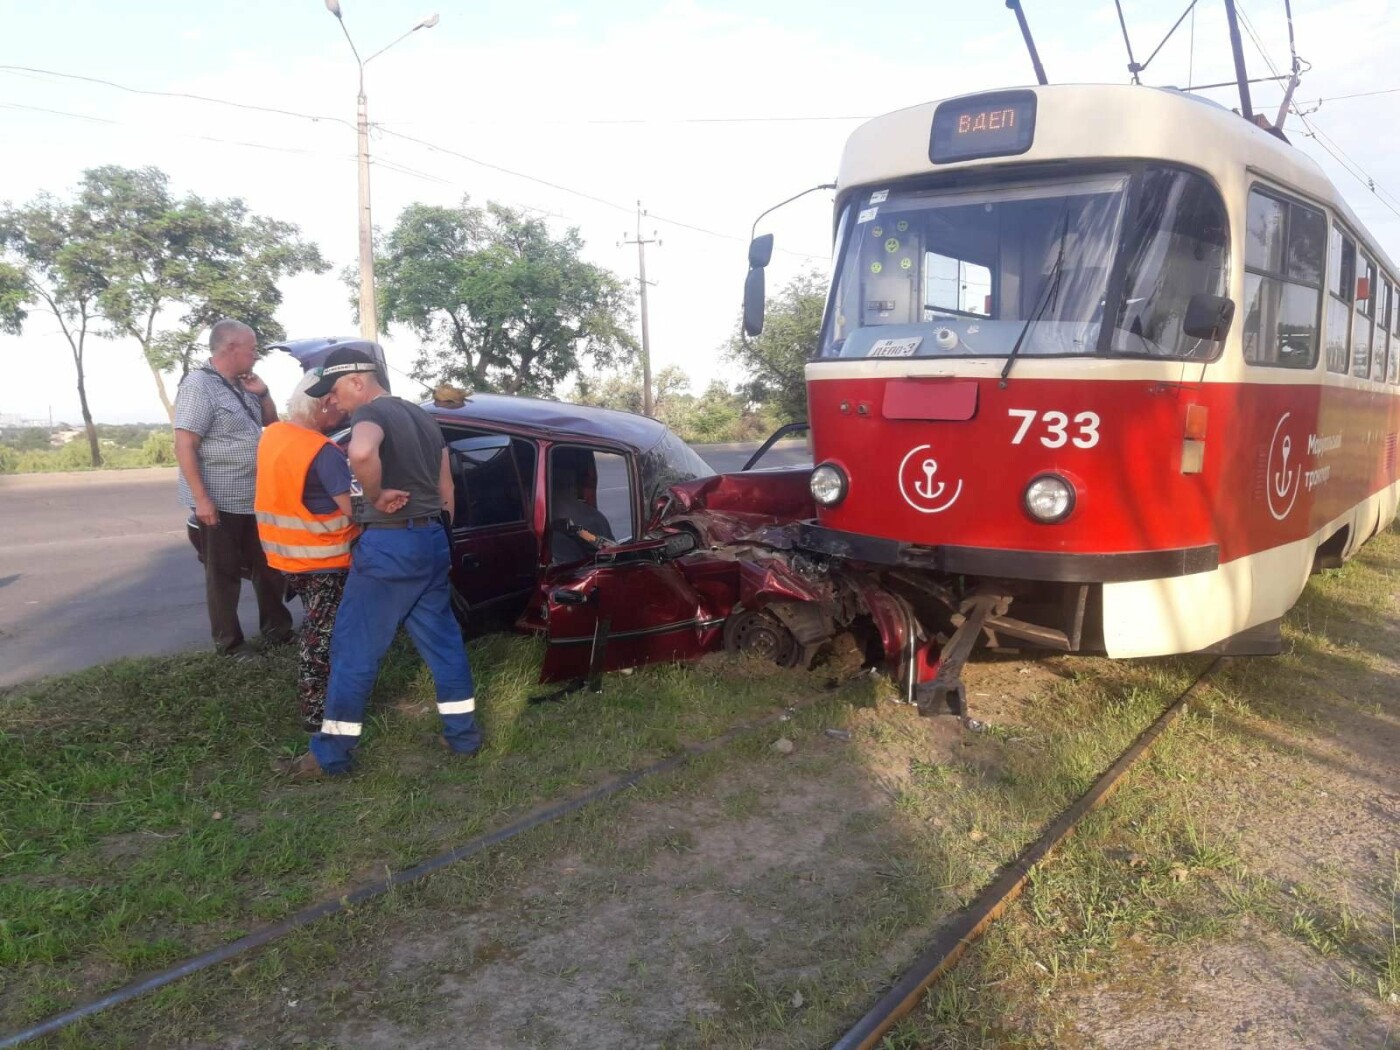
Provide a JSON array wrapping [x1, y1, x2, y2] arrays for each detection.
[[929, 90, 1037, 164]]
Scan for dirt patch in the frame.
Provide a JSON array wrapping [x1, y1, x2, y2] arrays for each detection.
[[1040, 568, 1400, 1049], [90, 830, 170, 867], [1073, 929, 1394, 1048], [326, 741, 902, 1049]]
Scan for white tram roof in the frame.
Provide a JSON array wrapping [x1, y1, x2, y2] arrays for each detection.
[[838, 83, 1396, 277]]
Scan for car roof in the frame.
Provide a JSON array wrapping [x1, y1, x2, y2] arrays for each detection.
[[424, 393, 671, 450], [273, 339, 668, 448]]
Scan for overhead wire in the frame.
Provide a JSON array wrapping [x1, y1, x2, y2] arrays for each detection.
[[0, 62, 832, 261], [0, 99, 342, 159], [1234, 1, 1400, 221], [396, 113, 872, 127], [0, 65, 354, 130], [373, 125, 831, 262], [1295, 86, 1400, 114]]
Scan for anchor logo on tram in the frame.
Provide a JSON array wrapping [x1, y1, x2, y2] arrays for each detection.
[[1266, 412, 1301, 521], [898, 444, 964, 514]]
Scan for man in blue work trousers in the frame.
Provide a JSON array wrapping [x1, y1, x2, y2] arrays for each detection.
[[276, 347, 481, 779]]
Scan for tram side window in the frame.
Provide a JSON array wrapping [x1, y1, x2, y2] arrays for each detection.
[[1353, 256, 1377, 380], [1242, 189, 1324, 369], [1382, 279, 1397, 385], [1324, 226, 1355, 373], [1368, 270, 1388, 384], [1372, 281, 1394, 389], [1391, 280, 1400, 385]]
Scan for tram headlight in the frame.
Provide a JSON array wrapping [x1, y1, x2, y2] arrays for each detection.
[[809, 462, 848, 507], [1023, 473, 1075, 523]]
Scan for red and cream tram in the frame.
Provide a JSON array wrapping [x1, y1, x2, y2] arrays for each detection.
[[746, 84, 1400, 710]]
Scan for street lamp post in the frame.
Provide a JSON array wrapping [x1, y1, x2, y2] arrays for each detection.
[[324, 1, 439, 341]]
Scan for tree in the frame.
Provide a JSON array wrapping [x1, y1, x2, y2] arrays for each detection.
[[374, 199, 637, 397], [574, 364, 690, 417], [0, 195, 109, 466], [724, 268, 827, 423], [80, 166, 327, 421], [0, 260, 25, 334]]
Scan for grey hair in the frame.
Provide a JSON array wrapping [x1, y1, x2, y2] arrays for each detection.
[[285, 371, 327, 428], [209, 319, 255, 355]]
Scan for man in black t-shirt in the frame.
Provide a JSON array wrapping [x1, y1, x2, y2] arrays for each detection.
[[278, 348, 481, 779]]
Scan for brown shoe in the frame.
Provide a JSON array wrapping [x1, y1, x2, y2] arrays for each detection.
[[272, 751, 328, 782], [433, 734, 482, 758]]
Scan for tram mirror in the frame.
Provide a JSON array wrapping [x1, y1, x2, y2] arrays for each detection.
[[1183, 292, 1235, 342], [748, 233, 774, 268], [743, 266, 767, 337]]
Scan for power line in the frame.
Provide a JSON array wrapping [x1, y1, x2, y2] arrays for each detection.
[[388, 113, 873, 127], [375, 125, 830, 262], [2, 62, 833, 262], [1296, 86, 1400, 112], [0, 65, 353, 130], [0, 98, 342, 159], [1234, 2, 1400, 221], [0, 62, 872, 129], [0, 92, 604, 228]]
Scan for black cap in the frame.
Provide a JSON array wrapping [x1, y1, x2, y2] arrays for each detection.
[[305, 347, 381, 398]]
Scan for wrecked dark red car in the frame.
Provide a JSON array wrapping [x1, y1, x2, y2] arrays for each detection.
[[231, 338, 914, 692], [181, 337, 926, 696]]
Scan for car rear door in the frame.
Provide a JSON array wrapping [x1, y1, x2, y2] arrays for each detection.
[[443, 431, 541, 620]]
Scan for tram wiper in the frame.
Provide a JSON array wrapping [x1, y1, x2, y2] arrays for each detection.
[[999, 213, 1069, 388]]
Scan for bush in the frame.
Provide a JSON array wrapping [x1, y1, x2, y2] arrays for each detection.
[[140, 428, 176, 466]]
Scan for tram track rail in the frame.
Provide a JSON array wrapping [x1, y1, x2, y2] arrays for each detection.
[[4, 658, 1223, 1048], [0, 690, 838, 1049], [831, 657, 1223, 1050]]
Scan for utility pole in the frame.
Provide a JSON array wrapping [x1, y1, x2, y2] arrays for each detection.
[[354, 78, 376, 342], [325, 2, 439, 341], [621, 201, 660, 417]]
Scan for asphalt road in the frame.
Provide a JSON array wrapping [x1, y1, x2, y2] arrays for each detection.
[[0, 440, 809, 688]]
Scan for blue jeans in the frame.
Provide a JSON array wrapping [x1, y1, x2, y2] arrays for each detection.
[[310, 522, 480, 774]]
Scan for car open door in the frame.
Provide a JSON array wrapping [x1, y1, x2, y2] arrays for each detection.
[[444, 433, 540, 624], [537, 532, 724, 683]]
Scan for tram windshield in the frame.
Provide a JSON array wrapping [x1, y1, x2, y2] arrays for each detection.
[[820, 166, 1229, 361]]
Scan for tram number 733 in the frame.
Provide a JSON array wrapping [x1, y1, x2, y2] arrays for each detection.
[[1007, 409, 1101, 449]]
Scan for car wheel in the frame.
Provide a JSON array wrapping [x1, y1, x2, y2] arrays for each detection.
[[722, 608, 803, 669]]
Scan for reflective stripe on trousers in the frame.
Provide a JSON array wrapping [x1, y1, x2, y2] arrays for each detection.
[[309, 523, 480, 774]]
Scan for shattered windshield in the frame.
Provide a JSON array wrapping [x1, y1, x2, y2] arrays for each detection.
[[820, 166, 1229, 361], [639, 428, 715, 509]]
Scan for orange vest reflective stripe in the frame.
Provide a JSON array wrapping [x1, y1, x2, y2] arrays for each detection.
[[254, 422, 360, 574]]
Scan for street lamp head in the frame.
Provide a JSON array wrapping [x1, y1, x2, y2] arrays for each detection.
[[415, 13, 440, 29], [324, 0, 344, 19]]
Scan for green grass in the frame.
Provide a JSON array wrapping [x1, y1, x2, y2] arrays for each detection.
[[0, 637, 835, 1029], [4, 528, 1396, 1047], [2, 630, 1212, 1047], [880, 526, 1400, 1047]]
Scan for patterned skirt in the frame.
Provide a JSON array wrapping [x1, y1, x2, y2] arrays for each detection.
[[287, 571, 348, 731]]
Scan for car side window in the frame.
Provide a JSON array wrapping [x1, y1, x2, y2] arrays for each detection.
[[444, 432, 535, 529], [548, 446, 634, 565]]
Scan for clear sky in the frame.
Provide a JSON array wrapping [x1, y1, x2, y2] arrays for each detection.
[[1, 0, 1396, 423]]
